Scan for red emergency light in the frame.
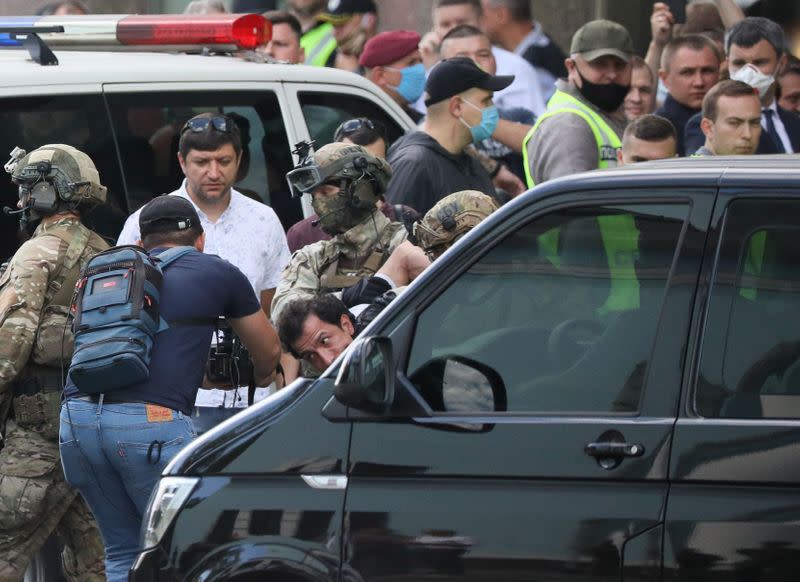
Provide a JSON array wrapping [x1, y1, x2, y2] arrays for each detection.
[[117, 14, 270, 50]]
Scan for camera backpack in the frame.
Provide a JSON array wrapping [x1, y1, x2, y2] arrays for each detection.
[[68, 245, 195, 394]]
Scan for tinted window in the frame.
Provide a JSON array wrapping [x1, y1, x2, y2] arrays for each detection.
[[0, 94, 127, 260], [105, 91, 301, 231], [407, 204, 687, 414], [697, 199, 800, 419], [298, 92, 405, 150]]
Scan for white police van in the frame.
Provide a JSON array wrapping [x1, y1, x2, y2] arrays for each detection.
[[0, 14, 414, 582], [0, 13, 414, 261]]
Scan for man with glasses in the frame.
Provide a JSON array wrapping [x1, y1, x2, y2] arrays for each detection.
[[118, 112, 290, 408]]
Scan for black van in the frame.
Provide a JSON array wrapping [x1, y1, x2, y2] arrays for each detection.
[[132, 156, 800, 581]]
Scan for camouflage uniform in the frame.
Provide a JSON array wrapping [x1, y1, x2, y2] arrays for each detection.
[[0, 146, 108, 580], [276, 142, 408, 320], [272, 209, 407, 320]]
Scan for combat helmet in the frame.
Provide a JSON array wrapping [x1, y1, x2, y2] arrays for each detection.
[[414, 190, 498, 260], [5, 143, 107, 220], [286, 141, 392, 235]]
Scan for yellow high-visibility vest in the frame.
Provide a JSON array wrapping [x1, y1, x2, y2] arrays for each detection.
[[522, 89, 622, 189], [301, 22, 337, 67], [523, 90, 637, 313]]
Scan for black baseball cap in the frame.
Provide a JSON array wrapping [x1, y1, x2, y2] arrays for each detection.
[[139, 196, 203, 237], [424, 57, 514, 107]]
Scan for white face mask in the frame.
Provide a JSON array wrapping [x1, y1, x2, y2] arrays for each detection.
[[730, 63, 775, 99]]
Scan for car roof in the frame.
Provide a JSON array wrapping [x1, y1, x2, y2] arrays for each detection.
[[533, 154, 800, 197], [0, 48, 376, 88]]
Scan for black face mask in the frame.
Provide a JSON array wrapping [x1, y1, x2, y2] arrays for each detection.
[[578, 70, 629, 112]]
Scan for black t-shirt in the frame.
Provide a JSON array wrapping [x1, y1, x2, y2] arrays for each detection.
[[65, 248, 261, 414]]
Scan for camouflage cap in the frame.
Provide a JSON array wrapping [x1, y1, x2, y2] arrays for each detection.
[[11, 144, 107, 206], [414, 190, 498, 259]]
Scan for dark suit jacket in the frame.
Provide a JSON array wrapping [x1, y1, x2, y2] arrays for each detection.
[[684, 105, 800, 155]]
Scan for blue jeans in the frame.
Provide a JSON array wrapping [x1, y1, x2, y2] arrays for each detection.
[[59, 399, 196, 582]]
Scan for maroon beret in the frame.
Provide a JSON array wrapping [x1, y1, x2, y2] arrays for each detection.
[[359, 30, 421, 68]]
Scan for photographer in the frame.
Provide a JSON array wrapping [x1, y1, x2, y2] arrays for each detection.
[[59, 196, 280, 580]]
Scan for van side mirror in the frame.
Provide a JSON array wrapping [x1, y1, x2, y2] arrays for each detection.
[[334, 336, 394, 411], [409, 355, 507, 414]]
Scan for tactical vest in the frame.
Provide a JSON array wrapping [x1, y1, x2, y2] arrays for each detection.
[[522, 92, 638, 313], [12, 224, 92, 440], [302, 22, 337, 67], [318, 221, 405, 291]]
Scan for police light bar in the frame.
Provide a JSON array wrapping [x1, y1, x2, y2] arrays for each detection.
[[0, 14, 271, 52]]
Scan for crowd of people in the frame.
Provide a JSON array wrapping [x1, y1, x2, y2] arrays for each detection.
[[2, 0, 800, 579]]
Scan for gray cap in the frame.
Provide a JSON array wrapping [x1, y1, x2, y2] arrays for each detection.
[[570, 19, 634, 63]]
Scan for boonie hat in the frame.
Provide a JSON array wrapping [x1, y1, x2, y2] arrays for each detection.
[[319, 0, 376, 24], [424, 57, 514, 107], [139, 196, 203, 237], [359, 30, 420, 68], [570, 19, 634, 63]]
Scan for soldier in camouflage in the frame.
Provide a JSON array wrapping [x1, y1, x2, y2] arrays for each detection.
[[0, 144, 107, 580], [274, 141, 408, 321], [413, 189, 499, 260], [277, 189, 499, 373]]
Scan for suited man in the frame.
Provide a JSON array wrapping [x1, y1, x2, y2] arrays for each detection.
[[685, 17, 800, 155]]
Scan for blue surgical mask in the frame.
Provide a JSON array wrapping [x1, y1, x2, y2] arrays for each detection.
[[459, 98, 499, 143], [386, 63, 426, 104]]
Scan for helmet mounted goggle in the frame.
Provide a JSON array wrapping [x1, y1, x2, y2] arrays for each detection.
[[286, 149, 370, 199]]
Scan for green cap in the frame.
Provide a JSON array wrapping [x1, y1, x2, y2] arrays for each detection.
[[570, 19, 634, 63]]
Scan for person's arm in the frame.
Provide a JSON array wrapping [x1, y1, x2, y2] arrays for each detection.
[[492, 118, 533, 154], [270, 247, 323, 322], [0, 241, 52, 395], [228, 310, 281, 387], [645, 2, 674, 78], [420, 30, 442, 70], [714, 0, 745, 28], [377, 240, 430, 286], [467, 147, 525, 197], [260, 288, 276, 318], [279, 351, 300, 386]]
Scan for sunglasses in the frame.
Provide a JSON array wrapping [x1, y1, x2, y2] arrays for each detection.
[[181, 115, 233, 135], [334, 117, 384, 142]]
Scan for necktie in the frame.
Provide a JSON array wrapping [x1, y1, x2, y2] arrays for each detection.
[[763, 108, 786, 154]]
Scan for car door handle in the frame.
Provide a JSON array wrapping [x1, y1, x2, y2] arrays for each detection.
[[584, 442, 645, 458]]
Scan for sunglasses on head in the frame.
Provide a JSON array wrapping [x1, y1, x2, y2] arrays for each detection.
[[181, 115, 233, 135], [334, 118, 384, 142]]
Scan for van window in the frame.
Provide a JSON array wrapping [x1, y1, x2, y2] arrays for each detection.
[[0, 94, 127, 259], [696, 199, 800, 419], [105, 91, 301, 231], [298, 92, 406, 150], [406, 204, 687, 414]]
